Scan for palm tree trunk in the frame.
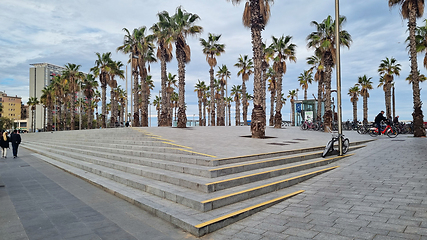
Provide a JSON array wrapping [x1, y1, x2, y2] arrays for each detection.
[[323, 55, 333, 132], [70, 87, 76, 130], [133, 69, 139, 127], [235, 100, 240, 126], [176, 45, 187, 128], [110, 90, 115, 127], [317, 78, 323, 121], [291, 99, 295, 126], [242, 81, 247, 125], [102, 85, 107, 128], [198, 97, 202, 126], [385, 83, 392, 120], [408, 10, 426, 137], [249, 0, 266, 138], [269, 90, 275, 126], [218, 84, 225, 126], [47, 105, 52, 131], [363, 95, 368, 125], [274, 73, 282, 128], [159, 48, 169, 127], [304, 89, 308, 100], [87, 99, 93, 129], [352, 100, 357, 123], [210, 68, 215, 126]]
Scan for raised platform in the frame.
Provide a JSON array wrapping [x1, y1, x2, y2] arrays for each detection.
[[21, 126, 372, 236]]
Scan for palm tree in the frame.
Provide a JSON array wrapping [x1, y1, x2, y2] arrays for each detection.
[[357, 75, 373, 124], [27, 97, 39, 132], [225, 96, 233, 126], [194, 80, 207, 126], [269, 35, 297, 128], [348, 85, 360, 124], [115, 86, 127, 124], [287, 90, 298, 126], [151, 11, 174, 127], [117, 27, 155, 127], [145, 75, 155, 125], [298, 70, 313, 100], [170, 7, 203, 128], [40, 85, 54, 131], [200, 33, 225, 126], [231, 85, 242, 126], [51, 75, 65, 130], [153, 95, 161, 124], [378, 57, 401, 119], [216, 64, 231, 126], [91, 52, 113, 128], [267, 67, 276, 126], [63, 63, 84, 130], [93, 90, 101, 128], [170, 91, 179, 123], [307, 53, 325, 121], [82, 74, 98, 129], [166, 72, 178, 126], [406, 70, 427, 84], [108, 61, 125, 127], [390, 0, 426, 137], [227, 0, 274, 138], [235, 55, 254, 126], [307, 15, 352, 131]]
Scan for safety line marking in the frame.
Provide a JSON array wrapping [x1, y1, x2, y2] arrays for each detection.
[[174, 149, 216, 158], [209, 152, 320, 172], [206, 154, 353, 186], [201, 166, 338, 204], [194, 190, 305, 228]]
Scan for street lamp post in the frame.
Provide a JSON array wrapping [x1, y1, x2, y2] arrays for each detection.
[[335, 0, 343, 155]]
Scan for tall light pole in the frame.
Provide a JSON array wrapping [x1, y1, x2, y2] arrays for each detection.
[[79, 80, 82, 130], [335, 0, 343, 155]]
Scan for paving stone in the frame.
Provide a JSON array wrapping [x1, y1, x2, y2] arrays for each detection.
[[313, 232, 352, 240], [284, 227, 319, 238]]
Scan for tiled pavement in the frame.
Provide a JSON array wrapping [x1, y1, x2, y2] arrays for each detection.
[[0, 127, 426, 240], [203, 136, 427, 240]]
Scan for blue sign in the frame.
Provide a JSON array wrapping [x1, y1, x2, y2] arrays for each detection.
[[296, 103, 302, 113]]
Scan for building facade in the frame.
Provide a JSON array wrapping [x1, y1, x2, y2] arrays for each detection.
[[0, 91, 22, 120], [29, 63, 66, 131]]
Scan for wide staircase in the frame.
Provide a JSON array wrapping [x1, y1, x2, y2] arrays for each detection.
[[21, 127, 368, 237]]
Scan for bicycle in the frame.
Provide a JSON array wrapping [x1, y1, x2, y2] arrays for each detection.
[[322, 132, 350, 158], [368, 121, 398, 138]]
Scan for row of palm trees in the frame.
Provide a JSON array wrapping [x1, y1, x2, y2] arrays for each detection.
[[32, 1, 426, 139], [348, 57, 426, 125]]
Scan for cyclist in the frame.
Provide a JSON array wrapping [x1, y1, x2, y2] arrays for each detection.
[[374, 111, 387, 135]]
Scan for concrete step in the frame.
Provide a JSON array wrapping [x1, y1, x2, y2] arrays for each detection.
[[35, 138, 200, 156], [209, 145, 365, 177], [23, 141, 351, 194], [26, 146, 335, 213], [31, 152, 306, 237], [24, 141, 212, 166], [211, 139, 373, 166]]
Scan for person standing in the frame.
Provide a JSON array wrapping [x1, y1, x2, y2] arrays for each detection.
[[11, 130, 21, 158], [374, 111, 387, 134], [0, 131, 10, 158]]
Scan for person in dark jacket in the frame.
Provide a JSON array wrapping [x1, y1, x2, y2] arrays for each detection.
[[10, 130, 21, 158], [374, 111, 387, 134], [0, 131, 10, 158]]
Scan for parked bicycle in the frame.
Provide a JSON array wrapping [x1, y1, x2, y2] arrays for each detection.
[[322, 132, 350, 158], [368, 120, 398, 138]]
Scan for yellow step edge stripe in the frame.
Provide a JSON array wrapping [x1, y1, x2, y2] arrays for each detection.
[[174, 149, 216, 158], [194, 190, 305, 229], [212, 146, 325, 162], [162, 142, 192, 149], [206, 154, 353, 186], [201, 166, 338, 204], [209, 152, 320, 172]]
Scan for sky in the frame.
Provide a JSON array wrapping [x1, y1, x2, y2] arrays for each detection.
[[1, 0, 426, 123]]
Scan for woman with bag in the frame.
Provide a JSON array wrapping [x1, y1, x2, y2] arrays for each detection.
[[0, 131, 10, 158]]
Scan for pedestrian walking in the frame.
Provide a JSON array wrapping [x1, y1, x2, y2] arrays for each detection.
[[0, 131, 10, 158], [10, 130, 21, 158]]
